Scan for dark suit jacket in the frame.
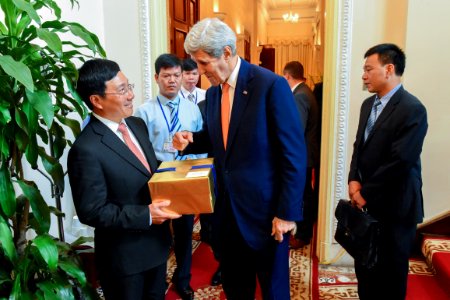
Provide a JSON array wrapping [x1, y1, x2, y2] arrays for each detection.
[[348, 86, 428, 224], [293, 82, 320, 168], [68, 116, 172, 277], [188, 59, 307, 250]]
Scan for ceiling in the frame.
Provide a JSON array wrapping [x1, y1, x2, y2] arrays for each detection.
[[262, 0, 320, 22]]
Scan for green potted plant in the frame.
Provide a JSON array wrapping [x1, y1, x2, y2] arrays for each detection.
[[0, 0, 105, 298]]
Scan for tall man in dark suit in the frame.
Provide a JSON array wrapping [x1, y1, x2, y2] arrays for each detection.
[[348, 43, 428, 300], [68, 59, 181, 300], [173, 18, 307, 299], [283, 61, 320, 248]]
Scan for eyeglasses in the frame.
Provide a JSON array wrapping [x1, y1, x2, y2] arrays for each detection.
[[104, 83, 135, 95]]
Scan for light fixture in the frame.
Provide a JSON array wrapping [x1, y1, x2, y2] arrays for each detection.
[[283, 0, 299, 23]]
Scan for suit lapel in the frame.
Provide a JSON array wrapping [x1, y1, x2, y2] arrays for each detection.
[[364, 87, 403, 145], [126, 117, 158, 173], [226, 59, 252, 153], [90, 116, 151, 175]]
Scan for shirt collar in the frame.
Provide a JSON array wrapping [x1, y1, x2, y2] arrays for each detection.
[[378, 83, 402, 106], [158, 94, 180, 106], [92, 112, 123, 132], [223, 56, 241, 90]]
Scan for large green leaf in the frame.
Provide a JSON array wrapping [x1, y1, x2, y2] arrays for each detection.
[[37, 28, 62, 57], [55, 114, 80, 137], [59, 259, 86, 286], [26, 89, 54, 128], [23, 100, 39, 167], [0, 55, 34, 91], [33, 234, 58, 271], [38, 146, 65, 194], [0, 103, 11, 124], [17, 180, 50, 234], [12, 0, 41, 25], [37, 280, 74, 300], [0, 216, 16, 262], [10, 271, 22, 300], [0, 164, 16, 217]]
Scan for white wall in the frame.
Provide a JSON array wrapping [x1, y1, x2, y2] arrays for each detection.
[[348, 0, 450, 221], [403, 0, 450, 217]]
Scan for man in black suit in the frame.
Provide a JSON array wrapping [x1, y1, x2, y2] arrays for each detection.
[[68, 59, 181, 300], [283, 61, 320, 248], [348, 43, 428, 300]]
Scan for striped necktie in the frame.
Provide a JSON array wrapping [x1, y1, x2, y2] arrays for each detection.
[[187, 93, 195, 103], [365, 98, 382, 141], [167, 100, 181, 134]]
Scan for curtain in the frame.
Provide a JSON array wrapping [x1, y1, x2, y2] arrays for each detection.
[[272, 39, 314, 88]]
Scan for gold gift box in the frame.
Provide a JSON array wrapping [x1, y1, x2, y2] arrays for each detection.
[[148, 158, 215, 214]]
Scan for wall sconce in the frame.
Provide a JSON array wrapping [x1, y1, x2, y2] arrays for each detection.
[[214, 11, 227, 21]]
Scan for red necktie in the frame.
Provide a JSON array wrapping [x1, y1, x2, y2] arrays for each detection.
[[221, 83, 230, 149], [118, 123, 150, 172]]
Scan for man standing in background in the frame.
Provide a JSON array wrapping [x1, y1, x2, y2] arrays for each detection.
[[348, 43, 427, 300], [135, 54, 204, 300], [283, 61, 320, 249], [179, 57, 206, 105]]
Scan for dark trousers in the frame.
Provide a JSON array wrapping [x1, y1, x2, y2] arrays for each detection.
[[219, 205, 291, 300], [355, 221, 416, 300], [171, 214, 194, 289], [99, 262, 167, 300], [295, 167, 318, 241], [199, 212, 221, 261]]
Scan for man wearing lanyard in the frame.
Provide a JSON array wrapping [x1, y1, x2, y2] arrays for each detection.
[[179, 58, 206, 105], [135, 53, 203, 300]]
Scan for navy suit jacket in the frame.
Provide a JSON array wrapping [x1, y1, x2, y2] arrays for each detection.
[[349, 86, 428, 224], [68, 116, 172, 277], [188, 59, 307, 250]]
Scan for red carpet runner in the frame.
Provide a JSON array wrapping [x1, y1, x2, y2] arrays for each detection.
[[165, 221, 319, 299]]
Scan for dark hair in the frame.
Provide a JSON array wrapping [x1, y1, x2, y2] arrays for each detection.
[[155, 53, 182, 74], [182, 58, 198, 71], [364, 43, 406, 76], [283, 61, 305, 80], [76, 59, 120, 110]]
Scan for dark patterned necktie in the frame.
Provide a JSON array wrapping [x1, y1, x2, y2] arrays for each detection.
[[187, 93, 195, 103], [365, 98, 382, 141]]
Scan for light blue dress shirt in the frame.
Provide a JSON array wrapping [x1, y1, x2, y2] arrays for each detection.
[[135, 94, 206, 161]]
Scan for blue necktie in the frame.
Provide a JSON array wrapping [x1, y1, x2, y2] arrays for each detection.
[[365, 98, 382, 141], [167, 101, 181, 134]]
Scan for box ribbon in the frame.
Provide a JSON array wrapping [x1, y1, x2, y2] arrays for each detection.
[[156, 164, 217, 199]]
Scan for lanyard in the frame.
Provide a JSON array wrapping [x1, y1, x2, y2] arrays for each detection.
[[157, 96, 180, 134], [180, 90, 198, 104]]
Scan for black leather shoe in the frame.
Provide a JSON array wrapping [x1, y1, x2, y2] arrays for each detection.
[[175, 285, 194, 300], [211, 267, 222, 286]]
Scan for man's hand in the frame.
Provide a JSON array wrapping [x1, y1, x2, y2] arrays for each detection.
[[348, 180, 362, 199], [172, 131, 193, 151], [271, 217, 297, 243], [149, 200, 181, 224]]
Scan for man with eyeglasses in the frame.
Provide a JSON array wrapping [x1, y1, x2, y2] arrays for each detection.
[[68, 58, 181, 300], [135, 53, 204, 300]]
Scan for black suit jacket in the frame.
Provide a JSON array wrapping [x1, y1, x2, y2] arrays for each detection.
[[293, 82, 320, 168], [68, 116, 172, 277], [349, 86, 428, 224]]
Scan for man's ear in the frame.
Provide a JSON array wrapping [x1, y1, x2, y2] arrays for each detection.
[[90, 94, 103, 110], [223, 46, 233, 60]]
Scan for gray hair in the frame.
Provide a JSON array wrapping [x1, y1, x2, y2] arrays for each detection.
[[184, 18, 237, 58]]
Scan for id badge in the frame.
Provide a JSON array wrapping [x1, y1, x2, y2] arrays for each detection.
[[163, 136, 177, 153]]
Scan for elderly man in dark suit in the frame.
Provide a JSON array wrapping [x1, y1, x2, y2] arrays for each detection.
[[348, 43, 428, 300], [173, 18, 307, 299], [68, 59, 180, 300]]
